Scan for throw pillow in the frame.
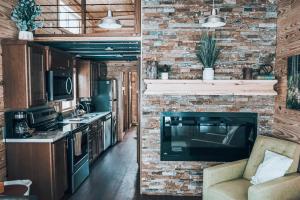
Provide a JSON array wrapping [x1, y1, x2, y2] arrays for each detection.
[[250, 150, 293, 185]]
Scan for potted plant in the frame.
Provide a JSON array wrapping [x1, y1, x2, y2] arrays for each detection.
[[196, 33, 221, 80], [11, 0, 43, 41], [157, 65, 171, 80]]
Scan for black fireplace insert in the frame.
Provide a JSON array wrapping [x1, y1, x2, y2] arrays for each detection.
[[160, 112, 257, 162]]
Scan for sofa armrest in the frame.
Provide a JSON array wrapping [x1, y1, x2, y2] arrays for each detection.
[[248, 173, 300, 200], [203, 159, 248, 200]]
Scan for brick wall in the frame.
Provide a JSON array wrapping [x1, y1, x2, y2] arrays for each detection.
[[142, 0, 277, 79], [141, 0, 278, 196]]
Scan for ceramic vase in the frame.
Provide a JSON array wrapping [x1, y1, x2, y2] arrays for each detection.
[[161, 72, 169, 80], [203, 68, 214, 80], [18, 31, 34, 41]]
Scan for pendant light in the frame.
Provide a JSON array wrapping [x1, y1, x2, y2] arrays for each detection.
[[98, 0, 122, 29], [202, 0, 226, 28]]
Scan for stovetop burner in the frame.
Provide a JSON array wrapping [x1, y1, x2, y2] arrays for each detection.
[[27, 107, 87, 133]]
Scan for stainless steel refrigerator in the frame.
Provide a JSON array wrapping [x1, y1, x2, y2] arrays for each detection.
[[92, 79, 118, 148]]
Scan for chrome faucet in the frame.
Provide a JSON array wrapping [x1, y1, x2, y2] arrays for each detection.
[[73, 103, 85, 117]]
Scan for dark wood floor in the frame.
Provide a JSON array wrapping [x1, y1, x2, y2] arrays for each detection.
[[69, 127, 199, 200]]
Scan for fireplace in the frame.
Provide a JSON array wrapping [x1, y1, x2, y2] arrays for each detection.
[[160, 112, 257, 162]]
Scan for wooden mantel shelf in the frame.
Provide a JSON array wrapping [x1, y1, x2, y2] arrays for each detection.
[[144, 79, 278, 96]]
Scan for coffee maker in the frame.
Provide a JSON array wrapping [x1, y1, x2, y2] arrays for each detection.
[[4, 111, 32, 138]]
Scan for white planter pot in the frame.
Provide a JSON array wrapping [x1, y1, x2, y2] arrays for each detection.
[[161, 72, 169, 80], [203, 68, 214, 80], [18, 31, 34, 41]]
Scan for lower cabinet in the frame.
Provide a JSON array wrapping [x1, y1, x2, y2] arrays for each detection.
[[88, 119, 104, 165], [6, 138, 68, 200]]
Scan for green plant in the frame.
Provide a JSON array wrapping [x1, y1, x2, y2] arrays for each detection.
[[11, 0, 43, 31], [196, 33, 221, 69], [157, 65, 171, 73]]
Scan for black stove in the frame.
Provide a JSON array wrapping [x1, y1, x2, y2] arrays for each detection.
[[27, 107, 86, 133], [28, 106, 90, 193]]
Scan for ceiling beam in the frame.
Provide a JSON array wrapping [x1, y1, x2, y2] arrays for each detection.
[[67, 50, 140, 53], [34, 36, 142, 41]]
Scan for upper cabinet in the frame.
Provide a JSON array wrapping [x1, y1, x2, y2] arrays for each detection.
[[2, 40, 75, 109], [46, 47, 74, 70], [77, 60, 97, 98], [77, 60, 107, 98], [2, 40, 47, 109], [28, 46, 47, 107]]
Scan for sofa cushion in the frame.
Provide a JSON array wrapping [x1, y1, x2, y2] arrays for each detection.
[[243, 135, 300, 180], [206, 179, 251, 200]]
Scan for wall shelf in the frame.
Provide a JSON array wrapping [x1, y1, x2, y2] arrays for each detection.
[[144, 79, 278, 96]]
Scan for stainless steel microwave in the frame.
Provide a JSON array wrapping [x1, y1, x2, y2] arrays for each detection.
[[46, 70, 74, 101]]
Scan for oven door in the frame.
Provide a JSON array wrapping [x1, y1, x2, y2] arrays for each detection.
[[47, 70, 73, 101], [68, 126, 89, 173]]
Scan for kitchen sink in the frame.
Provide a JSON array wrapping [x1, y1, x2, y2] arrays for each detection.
[[66, 113, 103, 123], [69, 116, 90, 121], [68, 114, 98, 121], [84, 113, 98, 117], [68, 118, 85, 122]]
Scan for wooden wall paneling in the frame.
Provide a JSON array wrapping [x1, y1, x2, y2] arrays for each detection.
[[131, 71, 138, 125], [0, 0, 18, 181], [273, 0, 300, 143], [134, 0, 141, 35], [123, 71, 129, 131]]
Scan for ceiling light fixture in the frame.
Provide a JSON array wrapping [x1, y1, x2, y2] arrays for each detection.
[[202, 0, 226, 28], [105, 47, 114, 51], [98, 0, 122, 29]]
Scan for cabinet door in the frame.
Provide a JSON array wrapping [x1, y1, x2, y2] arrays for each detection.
[[52, 139, 68, 200], [99, 62, 108, 79], [49, 48, 71, 70], [28, 45, 47, 107], [77, 61, 92, 98], [91, 62, 99, 96], [98, 121, 104, 153]]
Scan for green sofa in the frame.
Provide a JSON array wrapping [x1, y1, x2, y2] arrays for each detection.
[[203, 135, 300, 200]]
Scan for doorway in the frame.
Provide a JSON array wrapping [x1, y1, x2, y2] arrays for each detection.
[[122, 71, 139, 133]]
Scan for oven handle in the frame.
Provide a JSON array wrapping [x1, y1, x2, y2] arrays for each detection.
[[66, 77, 73, 95], [67, 136, 75, 174]]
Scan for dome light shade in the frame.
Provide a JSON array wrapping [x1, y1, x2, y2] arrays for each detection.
[[98, 10, 122, 29], [202, 3, 226, 28]]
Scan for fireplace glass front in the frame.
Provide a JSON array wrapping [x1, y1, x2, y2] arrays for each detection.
[[160, 112, 257, 162]]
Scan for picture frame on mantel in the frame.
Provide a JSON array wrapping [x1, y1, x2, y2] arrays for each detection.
[[287, 55, 300, 110]]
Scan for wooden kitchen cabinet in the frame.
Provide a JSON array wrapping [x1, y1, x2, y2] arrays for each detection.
[[99, 62, 108, 79], [6, 138, 68, 200], [2, 40, 47, 109], [91, 62, 100, 97], [77, 60, 101, 98], [52, 139, 69, 200], [88, 119, 104, 165], [46, 47, 74, 70]]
